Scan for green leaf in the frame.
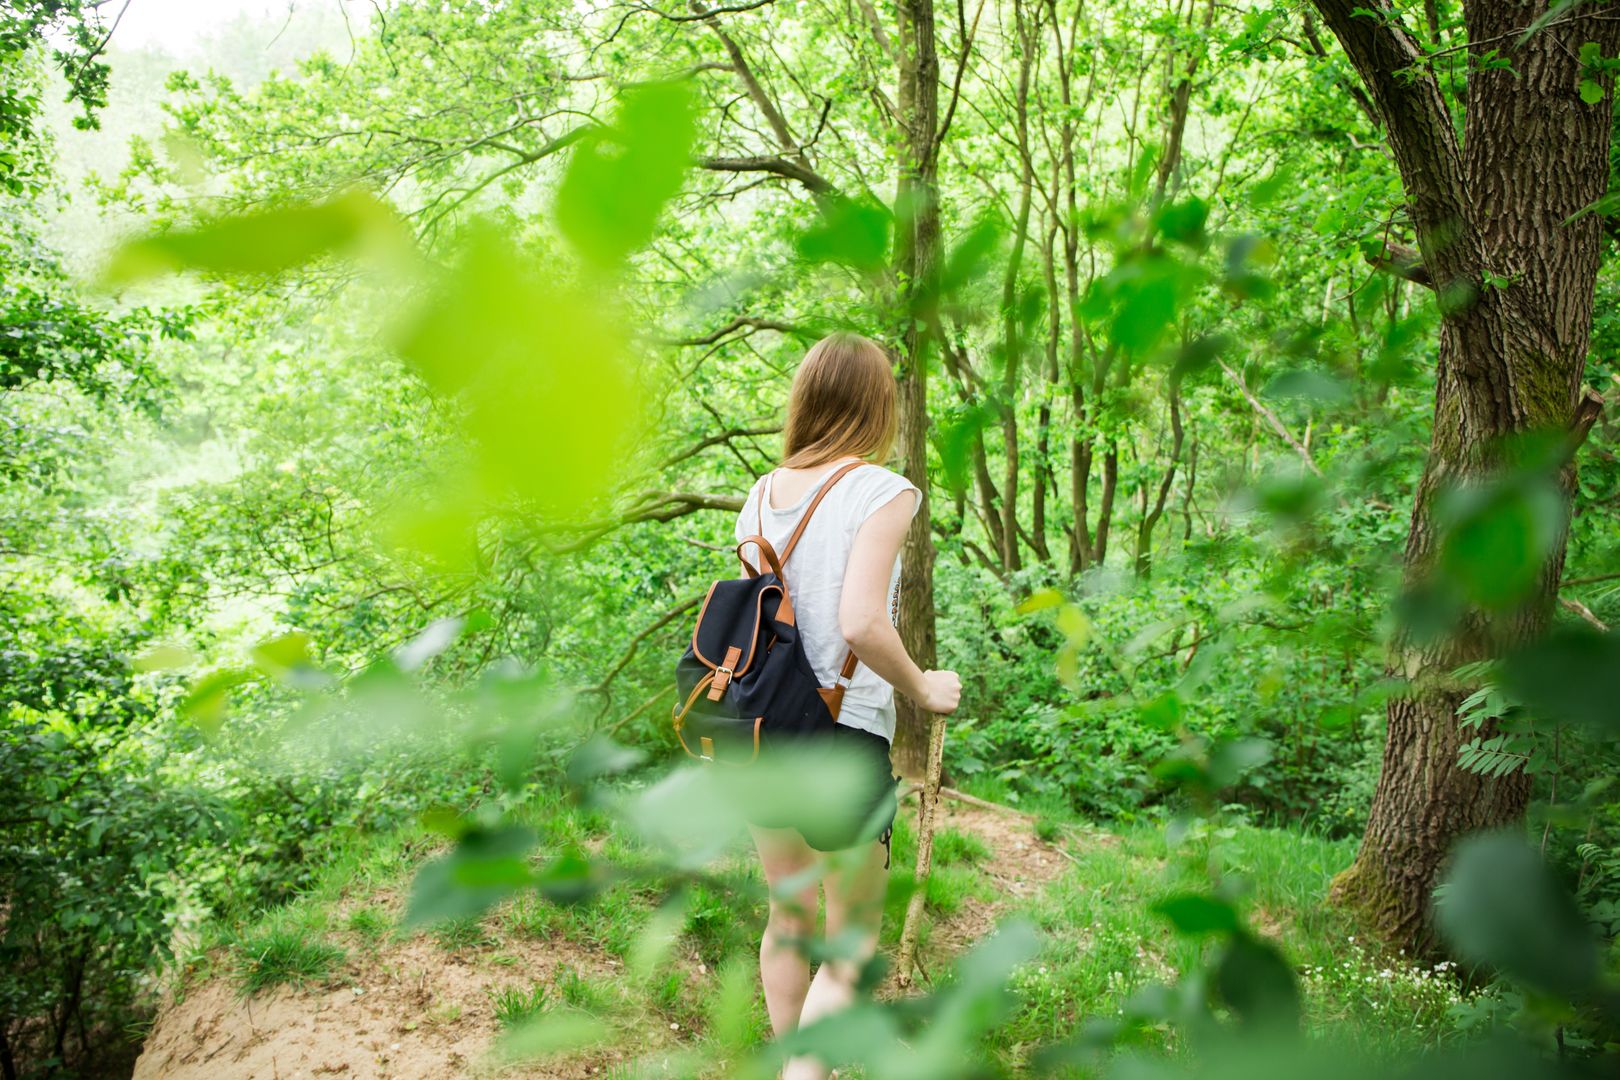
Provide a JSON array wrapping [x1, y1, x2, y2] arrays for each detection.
[[1138, 691, 1183, 731], [1153, 197, 1208, 246], [250, 631, 312, 676], [1214, 933, 1301, 1031], [1207, 736, 1273, 788], [555, 79, 698, 271], [1579, 78, 1605, 104], [796, 195, 893, 273], [103, 189, 403, 284], [566, 735, 647, 787], [1154, 893, 1240, 935], [392, 227, 639, 532], [1015, 588, 1065, 615], [131, 644, 197, 673], [1246, 165, 1293, 207], [1499, 627, 1620, 733], [935, 404, 994, 494], [1110, 269, 1178, 355], [938, 218, 1001, 298], [1262, 369, 1349, 405], [180, 667, 256, 734], [1438, 832, 1600, 998], [404, 825, 538, 928], [495, 1008, 611, 1065], [1437, 479, 1564, 610]]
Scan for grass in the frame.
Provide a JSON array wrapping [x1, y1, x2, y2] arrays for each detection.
[[490, 983, 550, 1029], [981, 817, 1482, 1068], [345, 904, 391, 942], [556, 964, 616, 1013], [434, 915, 499, 952], [934, 826, 993, 866], [231, 925, 346, 994]]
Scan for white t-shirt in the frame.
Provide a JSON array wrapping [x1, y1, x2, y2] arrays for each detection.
[[735, 461, 922, 742]]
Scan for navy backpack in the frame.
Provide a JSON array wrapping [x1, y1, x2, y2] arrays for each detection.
[[672, 461, 862, 763]]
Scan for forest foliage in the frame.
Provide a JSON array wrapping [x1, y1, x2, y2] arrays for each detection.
[[3, 0, 1620, 1076]]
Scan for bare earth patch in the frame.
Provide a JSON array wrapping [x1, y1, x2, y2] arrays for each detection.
[[133, 931, 627, 1080]]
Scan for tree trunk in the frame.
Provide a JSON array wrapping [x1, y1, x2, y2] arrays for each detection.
[[890, 0, 943, 781], [1133, 377, 1184, 578], [1093, 443, 1118, 565], [1032, 210, 1060, 564], [1314, 0, 1617, 953], [997, 0, 1037, 574]]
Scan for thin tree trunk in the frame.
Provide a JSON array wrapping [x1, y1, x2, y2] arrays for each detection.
[[998, 0, 1037, 574], [1093, 444, 1118, 566], [1032, 210, 1061, 564], [890, 0, 943, 781], [1047, 0, 1099, 577], [1134, 377, 1184, 578], [1, 1023, 17, 1080]]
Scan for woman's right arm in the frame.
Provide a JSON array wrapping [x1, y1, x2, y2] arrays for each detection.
[[838, 492, 961, 715]]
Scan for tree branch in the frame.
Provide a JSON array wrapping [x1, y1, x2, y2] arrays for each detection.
[[1219, 360, 1324, 478], [664, 315, 808, 346], [1559, 596, 1610, 632], [699, 154, 839, 194], [542, 492, 746, 553], [660, 424, 783, 469], [1310, 0, 1470, 248], [1364, 240, 1433, 287], [1562, 570, 1620, 589], [583, 593, 704, 700]]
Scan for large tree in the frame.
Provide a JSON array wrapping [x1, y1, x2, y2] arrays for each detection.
[[1313, 0, 1617, 950]]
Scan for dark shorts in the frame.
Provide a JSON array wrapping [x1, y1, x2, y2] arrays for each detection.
[[745, 723, 899, 856]]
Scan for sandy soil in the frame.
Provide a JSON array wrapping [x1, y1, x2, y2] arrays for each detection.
[[133, 794, 1076, 1079], [133, 931, 627, 1080]]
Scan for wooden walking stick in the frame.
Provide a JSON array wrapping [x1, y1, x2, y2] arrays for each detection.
[[895, 711, 946, 989]]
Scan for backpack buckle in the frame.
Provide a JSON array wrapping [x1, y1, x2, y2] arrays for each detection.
[[708, 666, 732, 700], [708, 645, 743, 700]]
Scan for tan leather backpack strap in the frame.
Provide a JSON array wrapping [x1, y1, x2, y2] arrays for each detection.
[[779, 460, 865, 563], [737, 535, 786, 582]]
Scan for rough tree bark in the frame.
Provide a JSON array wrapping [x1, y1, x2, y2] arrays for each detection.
[[1313, 0, 1618, 952], [889, 0, 944, 780]]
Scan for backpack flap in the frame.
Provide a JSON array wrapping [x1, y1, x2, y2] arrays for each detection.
[[689, 574, 790, 690], [674, 571, 793, 764]]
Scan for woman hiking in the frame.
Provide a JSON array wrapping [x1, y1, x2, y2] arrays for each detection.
[[736, 332, 961, 1080]]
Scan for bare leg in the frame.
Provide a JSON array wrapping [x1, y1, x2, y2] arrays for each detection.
[[782, 838, 887, 1080], [750, 824, 821, 1039]]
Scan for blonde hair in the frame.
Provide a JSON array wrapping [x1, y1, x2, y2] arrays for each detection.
[[781, 332, 897, 468]]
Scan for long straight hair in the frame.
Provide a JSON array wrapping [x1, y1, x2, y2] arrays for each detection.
[[780, 332, 897, 468]]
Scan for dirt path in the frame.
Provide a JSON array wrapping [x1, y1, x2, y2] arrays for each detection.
[[133, 931, 628, 1080], [882, 794, 1072, 992], [133, 796, 1075, 1079]]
